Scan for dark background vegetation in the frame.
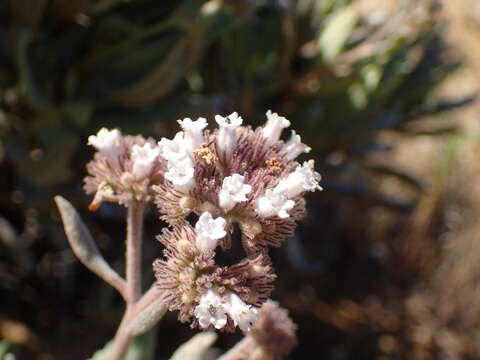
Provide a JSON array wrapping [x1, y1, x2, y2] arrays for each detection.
[[1, 0, 480, 359]]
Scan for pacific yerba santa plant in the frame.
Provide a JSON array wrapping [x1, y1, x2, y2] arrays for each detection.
[[56, 111, 320, 360]]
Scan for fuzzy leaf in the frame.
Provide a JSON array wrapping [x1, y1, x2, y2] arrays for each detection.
[[54, 196, 126, 298], [113, 28, 206, 106], [89, 330, 156, 360], [126, 297, 167, 336], [169, 332, 217, 360]]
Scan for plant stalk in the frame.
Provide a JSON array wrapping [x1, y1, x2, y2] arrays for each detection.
[[109, 200, 145, 360], [126, 200, 144, 303]]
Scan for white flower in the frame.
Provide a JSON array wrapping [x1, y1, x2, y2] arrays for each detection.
[[195, 212, 227, 252], [177, 117, 208, 151], [255, 189, 295, 219], [275, 160, 322, 198], [226, 293, 258, 332], [215, 112, 243, 156], [164, 157, 195, 190], [87, 128, 123, 157], [219, 174, 252, 212], [131, 143, 160, 179], [282, 130, 311, 160], [262, 110, 290, 144], [194, 289, 228, 329], [158, 132, 190, 162]]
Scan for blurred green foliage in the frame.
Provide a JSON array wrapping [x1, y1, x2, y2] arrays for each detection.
[[0, 0, 468, 197]]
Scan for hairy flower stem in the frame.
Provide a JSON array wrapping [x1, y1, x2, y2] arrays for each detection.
[[110, 201, 145, 360], [126, 201, 145, 303]]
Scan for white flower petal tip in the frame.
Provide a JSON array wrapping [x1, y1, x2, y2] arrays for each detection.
[[283, 130, 311, 160], [87, 128, 123, 157], [275, 160, 322, 198], [262, 110, 291, 143], [177, 117, 208, 150], [255, 189, 295, 219], [158, 130, 197, 190], [164, 157, 195, 190], [158, 132, 189, 162], [226, 293, 259, 333], [195, 212, 227, 252], [219, 174, 252, 212], [131, 143, 160, 179], [194, 289, 228, 330], [215, 112, 243, 157], [215, 112, 243, 128]]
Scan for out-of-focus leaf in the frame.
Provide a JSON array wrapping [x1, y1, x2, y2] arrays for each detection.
[[366, 165, 425, 191], [0, 216, 17, 248], [410, 97, 476, 118], [89, 330, 156, 360], [16, 31, 50, 110], [80, 0, 205, 70], [169, 332, 217, 360], [113, 29, 206, 106], [348, 83, 367, 109], [318, 5, 358, 63], [361, 63, 382, 92], [0, 341, 15, 359]]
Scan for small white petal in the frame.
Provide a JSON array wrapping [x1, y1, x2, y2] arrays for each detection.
[[212, 311, 228, 329], [262, 110, 290, 144], [226, 293, 258, 332], [164, 157, 195, 190], [195, 212, 227, 252], [131, 143, 160, 179], [215, 112, 243, 157], [158, 132, 190, 162], [219, 174, 252, 212], [255, 189, 295, 218], [87, 128, 123, 157], [194, 289, 228, 330], [215, 112, 243, 128], [177, 117, 208, 151], [275, 160, 322, 198], [282, 130, 311, 160]]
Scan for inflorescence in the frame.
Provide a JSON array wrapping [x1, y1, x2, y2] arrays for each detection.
[[84, 111, 321, 333]]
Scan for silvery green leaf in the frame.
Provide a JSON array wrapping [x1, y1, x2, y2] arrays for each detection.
[[169, 332, 217, 360], [55, 196, 126, 298], [126, 297, 167, 336], [89, 330, 156, 360]]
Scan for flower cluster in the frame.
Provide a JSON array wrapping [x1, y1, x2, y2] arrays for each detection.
[[153, 215, 275, 332], [84, 128, 164, 209], [154, 110, 321, 253], [153, 111, 320, 332], [84, 110, 321, 334]]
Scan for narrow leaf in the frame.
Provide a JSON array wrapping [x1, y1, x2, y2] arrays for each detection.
[[126, 297, 167, 336], [169, 332, 217, 360], [54, 196, 126, 298], [89, 330, 157, 360]]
